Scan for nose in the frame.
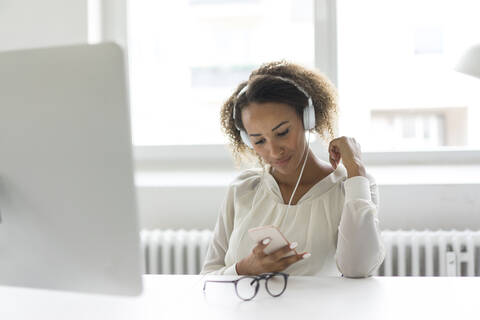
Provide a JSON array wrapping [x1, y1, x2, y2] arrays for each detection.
[[268, 140, 285, 159]]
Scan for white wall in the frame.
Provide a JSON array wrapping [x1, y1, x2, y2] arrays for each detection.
[[136, 176, 480, 232], [0, 0, 88, 51]]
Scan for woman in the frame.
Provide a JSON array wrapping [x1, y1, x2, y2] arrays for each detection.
[[200, 61, 385, 277]]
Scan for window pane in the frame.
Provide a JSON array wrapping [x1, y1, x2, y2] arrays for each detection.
[[337, 0, 480, 151], [128, 0, 314, 145]]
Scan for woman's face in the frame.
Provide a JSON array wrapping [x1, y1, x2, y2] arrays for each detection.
[[241, 102, 306, 175]]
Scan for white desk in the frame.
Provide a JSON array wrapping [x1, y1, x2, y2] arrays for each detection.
[[1, 275, 478, 320]]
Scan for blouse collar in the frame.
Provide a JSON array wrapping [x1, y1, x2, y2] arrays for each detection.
[[261, 163, 347, 205]]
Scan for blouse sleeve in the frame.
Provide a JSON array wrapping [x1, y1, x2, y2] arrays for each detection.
[[200, 185, 238, 275], [335, 173, 386, 278]]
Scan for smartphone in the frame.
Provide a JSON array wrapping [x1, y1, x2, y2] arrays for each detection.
[[248, 225, 296, 258]]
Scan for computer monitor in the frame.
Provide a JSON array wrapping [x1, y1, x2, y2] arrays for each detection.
[[0, 43, 143, 296]]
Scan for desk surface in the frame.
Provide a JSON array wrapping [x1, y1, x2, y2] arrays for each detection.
[[1, 275, 478, 320]]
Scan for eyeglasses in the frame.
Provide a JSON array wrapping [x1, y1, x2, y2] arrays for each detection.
[[203, 272, 289, 301]]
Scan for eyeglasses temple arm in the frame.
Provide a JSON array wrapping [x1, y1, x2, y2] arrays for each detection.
[[203, 279, 237, 291]]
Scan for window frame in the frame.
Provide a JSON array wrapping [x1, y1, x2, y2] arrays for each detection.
[[107, 0, 478, 168]]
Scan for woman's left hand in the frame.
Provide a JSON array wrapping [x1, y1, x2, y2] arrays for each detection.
[[328, 136, 366, 178]]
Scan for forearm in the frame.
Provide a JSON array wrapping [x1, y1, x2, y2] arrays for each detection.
[[335, 204, 385, 277], [335, 177, 385, 277]]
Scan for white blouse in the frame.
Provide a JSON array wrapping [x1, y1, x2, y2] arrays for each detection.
[[200, 164, 385, 277]]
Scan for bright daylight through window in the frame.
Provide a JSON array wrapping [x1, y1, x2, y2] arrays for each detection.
[[336, 0, 480, 151], [128, 0, 480, 151], [128, 0, 314, 145]]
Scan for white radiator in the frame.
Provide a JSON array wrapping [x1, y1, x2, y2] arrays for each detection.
[[375, 230, 480, 276], [140, 229, 212, 274], [140, 229, 480, 276]]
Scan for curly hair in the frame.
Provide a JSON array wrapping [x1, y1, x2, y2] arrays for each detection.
[[220, 60, 338, 166]]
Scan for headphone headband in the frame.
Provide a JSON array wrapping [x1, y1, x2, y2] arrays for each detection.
[[232, 75, 315, 148]]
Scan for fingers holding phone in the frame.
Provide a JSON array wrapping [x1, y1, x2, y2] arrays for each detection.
[[236, 225, 312, 275], [237, 239, 310, 275], [251, 237, 272, 258], [265, 240, 311, 269]]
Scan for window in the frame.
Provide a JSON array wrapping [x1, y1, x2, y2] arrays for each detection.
[[128, 0, 480, 153], [128, 0, 314, 146], [336, 0, 480, 151]]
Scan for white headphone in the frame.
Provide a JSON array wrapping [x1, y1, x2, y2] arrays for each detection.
[[232, 76, 316, 148]]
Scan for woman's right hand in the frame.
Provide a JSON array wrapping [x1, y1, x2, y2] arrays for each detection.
[[235, 238, 311, 275]]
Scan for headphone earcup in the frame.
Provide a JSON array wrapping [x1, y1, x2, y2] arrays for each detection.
[[240, 129, 253, 148], [303, 99, 316, 130]]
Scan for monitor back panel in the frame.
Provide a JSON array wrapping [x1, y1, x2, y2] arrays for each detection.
[[0, 43, 143, 295]]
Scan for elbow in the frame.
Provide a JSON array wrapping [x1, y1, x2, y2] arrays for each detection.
[[336, 250, 386, 278], [338, 266, 376, 279], [336, 260, 372, 278]]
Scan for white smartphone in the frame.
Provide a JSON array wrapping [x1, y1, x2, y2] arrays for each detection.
[[248, 225, 296, 258]]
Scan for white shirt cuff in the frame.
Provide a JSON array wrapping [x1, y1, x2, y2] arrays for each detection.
[[223, 263, 239, 275], [344, 176, 372, 203]]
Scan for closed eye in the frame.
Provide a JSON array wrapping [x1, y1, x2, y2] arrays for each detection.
[[254, 129, 289, 145], [255, 138, 265, 145]]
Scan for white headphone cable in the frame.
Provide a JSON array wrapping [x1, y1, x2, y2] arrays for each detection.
[[284, 129, 311, 217]]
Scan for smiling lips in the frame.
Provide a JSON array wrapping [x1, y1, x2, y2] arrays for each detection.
[[275, 156, 291, 166]]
